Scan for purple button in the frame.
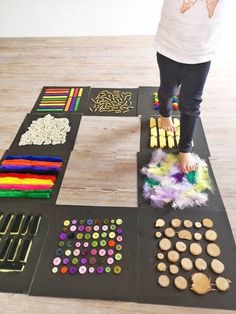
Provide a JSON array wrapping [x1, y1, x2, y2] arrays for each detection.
[[59, 233, 67, 240], [69, 266, 78, 274], [63, 258, 70, 265], [81, 258, 87, 265], [72, 219, 77, 224], [96, 266, 104, 274], [75, 242, 81, 248], [89, 267, 95, 273], [78, 225, 85, 232], [117, 228, 123, 234], [81, 249, 88, 256]]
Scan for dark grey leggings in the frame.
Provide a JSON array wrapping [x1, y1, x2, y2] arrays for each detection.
[[157, 52, 211, 153]]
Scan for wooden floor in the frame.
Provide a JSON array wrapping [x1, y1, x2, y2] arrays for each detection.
[[0, 36, 236, 314]]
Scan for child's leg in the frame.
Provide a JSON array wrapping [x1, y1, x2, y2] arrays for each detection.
[[157, 52, 182, 131], [178, 61, 211, 172]]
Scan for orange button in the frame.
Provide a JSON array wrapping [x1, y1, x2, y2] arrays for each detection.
[[108, 240, 115, 247], [60, 266, 68, 274]]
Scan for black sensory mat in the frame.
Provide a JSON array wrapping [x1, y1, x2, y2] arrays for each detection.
[[137, 207, 236, 310]]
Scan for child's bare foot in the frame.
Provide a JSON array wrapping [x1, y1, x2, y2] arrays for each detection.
[[160, 116, 176, 132], [179, 152, 197, 173]]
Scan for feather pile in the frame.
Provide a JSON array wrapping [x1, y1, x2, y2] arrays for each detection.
[[141, 149, 213, 209]]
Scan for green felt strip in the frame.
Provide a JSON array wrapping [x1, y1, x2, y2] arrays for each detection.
[[186, 171, 198, 184], [0, 190, 51, 198], [74, 97, 81, 112], [144, 177, 159, 187]]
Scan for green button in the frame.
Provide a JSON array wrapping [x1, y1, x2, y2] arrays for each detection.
[[92, 232, 99, 239], [113, 265, 122, 274], [116, 219, 122, 225], [85, 233, 91, 240], [110, 224, 116, 231], [115, 253, 122, 261], [59, 241, 65, 247], [105, 266, 111, 273], [79, 219, 85, 224], [72, 258, 79, 265], [76, 233, 83, 240], [109, 232, 116, 239], [103, 219, 110, 225], [115, 244, 122, 251], [101, 232, 107, 238], [91, 241, 98, 248], [100, 240, 107, 247], [63, 220, 70, 226]]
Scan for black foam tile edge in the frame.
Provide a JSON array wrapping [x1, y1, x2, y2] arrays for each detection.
[[139, 114, 210, 158], [0, 202, 56, 294], [137, 86, 180, 116], [31, 86, 91, 114], [8, 112, 82, 156], [0, 149, 72, 205], [137, 151, 226, 211], [83, 87, 138, 117]]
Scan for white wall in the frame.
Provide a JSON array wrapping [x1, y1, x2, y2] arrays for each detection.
[[0, 0, 161, 37]]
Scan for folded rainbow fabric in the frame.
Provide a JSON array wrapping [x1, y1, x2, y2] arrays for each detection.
[[0, 155, 63, 199]]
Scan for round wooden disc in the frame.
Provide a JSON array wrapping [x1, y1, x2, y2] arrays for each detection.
[[174, 276, 188, 290], [194, 232, 202, 241], [157, 274, 170, 288], [181, 258, 193, 271], [205, 230, 217, 241], [207, 243, 221, 257], [159, 238, 171, 251], [164, 227, 175, 238], [191, 273, 212, 295], [155, 219, 165, 228], [178, 229, 192, 240], [202, 218, 213, 229], [183, 219, 193, 228], [195, 258, 207, 271], [156, 262, 167, 272], [169, 264, 179, 274], [156, 252, 164, 260], [215, 276, 231, 292], [189, 243, 202, 256], [155, 231, 162, 238], [194, 221, 202, 229], [211, 259, 225, 274], [167, 250, 180, 263], [171, 218, 182, 228], [175, 241, 187, 252]]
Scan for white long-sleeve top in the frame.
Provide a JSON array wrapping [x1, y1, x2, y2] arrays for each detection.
[[154, 0, 226, 64]]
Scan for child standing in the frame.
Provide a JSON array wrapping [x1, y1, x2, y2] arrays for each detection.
[[155, 0, 225, 173]]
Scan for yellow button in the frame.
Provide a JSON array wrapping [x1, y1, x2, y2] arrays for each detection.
[[64, 220, 70, 226], [113, 265, 122, 274]]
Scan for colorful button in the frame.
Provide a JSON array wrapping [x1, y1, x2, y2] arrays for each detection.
[[91, 240, 98, 247], [111, 219, 115, 224], [89, 257, 97, 265], [78, 225, 85, 232], [72, 219, 77, 225], [85, 226, 92, 232], [99, 249, 106, 257], [117, 236, 123, 242], [116, 219, 122, 225], [87, 219, 93, 225], [59, 233, 67, 240], [79, 219, 85, 224], [84, 233, 91, 240], [103, 219, 109, 225], [102, 225, 108, 231], [116, 228, 123, 235], [65, 249, 71, 256], [75, 241, 81, 248], [63, 258, 70, 265], [58, 241, 65, 247], [115, 253, 122, 261], [70, 225, 77, 232], [113, 265, 122, 274], [107, 257, 114, 265], [108, 240, 115, 247], [52, 267, 58, 274], [83, 242, 89, 248], [81, 249, 88, 256], [105, 266, 111, 273], [100, 240, 107, 247], [101, 232, 107, 238], [115, 244, 122, 251], [76, 233, 83, 240], [92, 232, 99, 239], [56, 248, 63, 255], [81, 258, 87, 265], [91, 248, 97, 255], [108, 249, 114, 256], [63, 220, 70, 226], [96, 266, 104, 274], [53, 257, 61, 266], [73, 249, 80, 256], [67, 240, 74, 247], [89, 267, 95, 273], [72, 258, 79, 265], [79, 266, 87, 274], [110, 224, 116, 231], [69, 266, 78, 274], [60, 266, 68, 274], [109, 232, 116, 239], [93, 225, 100, 231]]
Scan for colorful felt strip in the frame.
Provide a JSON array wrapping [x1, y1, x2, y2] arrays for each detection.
[[2, 160, 63, 167], [0, 184, 52, 190], [0, 178, 54, 185], [36, 87, 83, 112], [5, 155, 63, 162], [0, 190, 51, 198], [0, 173, 56, 181]]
